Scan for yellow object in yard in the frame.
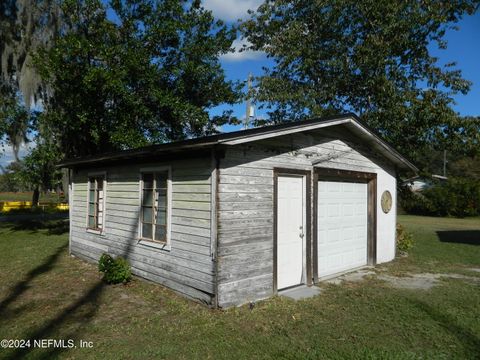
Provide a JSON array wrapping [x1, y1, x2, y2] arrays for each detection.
[[56, 203, 69, 210], [0, 201, 69, 212]]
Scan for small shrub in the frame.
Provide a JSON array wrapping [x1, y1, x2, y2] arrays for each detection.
[[98, 253, 132, 284], [396, 223, 414, 253], [98, 253, 115, 273]]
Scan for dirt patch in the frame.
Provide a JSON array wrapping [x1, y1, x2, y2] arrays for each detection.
[[324, 268, 480, 290], [325, 269, 376, 285], [377, 273, 479, 290]]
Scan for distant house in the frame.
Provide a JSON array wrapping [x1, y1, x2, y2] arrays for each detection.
[[404, 174, 448, 192], [59, 114, 417, 308]]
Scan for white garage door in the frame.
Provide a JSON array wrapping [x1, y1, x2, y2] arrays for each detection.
[[277, 175, 305, 290], [317, 180, 368, 278]]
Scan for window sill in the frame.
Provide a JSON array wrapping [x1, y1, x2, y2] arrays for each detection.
[[138, 239, 171, 252], [86, 228, 105, 236]]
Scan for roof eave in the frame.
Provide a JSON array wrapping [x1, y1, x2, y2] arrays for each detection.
[[345, 120, 418, 173], [220, 116, 418, 173], [220, 118, 352, 146], [56, 114, 417, 173], [57, 141, 217, 168]]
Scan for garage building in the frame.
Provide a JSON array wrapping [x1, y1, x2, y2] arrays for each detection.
[[60, 114, 417, 308]]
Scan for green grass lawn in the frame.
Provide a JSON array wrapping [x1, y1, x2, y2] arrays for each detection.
[[0, 192, 66, 203], [0, 215, 479, 359]]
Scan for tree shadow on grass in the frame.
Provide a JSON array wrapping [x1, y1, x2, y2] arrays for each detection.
[[0, 238, 101, 360], [0, 242, 69, 315], [7, 219, 69, 235], [4, 281, 105, 360], [1, 250, 132, 360], [408, 298, 480, 357], [437, 231, 480, 246], [46, 220, 70, 235], [1, 210, 137, 359]]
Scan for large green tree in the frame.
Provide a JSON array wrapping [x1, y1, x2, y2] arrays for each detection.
[[419, 115, 480, 178], [0, 0, 60, 106], [35, 0, 241, 158], [0, 82, 32, 164], [18, 139, 62, 205], [242, 0, 479, 163]]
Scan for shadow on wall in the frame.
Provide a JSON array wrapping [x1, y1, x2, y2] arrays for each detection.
[[0, 213, 138, 360], [436, 231, 480, 246]]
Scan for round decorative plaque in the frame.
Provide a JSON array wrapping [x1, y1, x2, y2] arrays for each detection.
[[381, 190, 392, 214]]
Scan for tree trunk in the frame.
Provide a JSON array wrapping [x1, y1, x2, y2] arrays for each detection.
[[32, 187, 40, 207], [61, 168, 69, 199]]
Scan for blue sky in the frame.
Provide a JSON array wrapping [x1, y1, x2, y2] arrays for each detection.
[[1, 1, 479, 167], [427, 11, 480, 116]]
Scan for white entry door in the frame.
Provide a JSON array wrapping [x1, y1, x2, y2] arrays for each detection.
[[277, 175, 305, 290], [317, 181, 368, 278]]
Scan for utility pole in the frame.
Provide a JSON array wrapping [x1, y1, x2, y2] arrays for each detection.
[[244, 73, 255, 129]]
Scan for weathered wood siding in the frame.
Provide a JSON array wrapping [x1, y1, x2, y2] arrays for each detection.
[[217, 130, 396, 308], [70, 157, 215, 305], [69, 128, 398, 308]]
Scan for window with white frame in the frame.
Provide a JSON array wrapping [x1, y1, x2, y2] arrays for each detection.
[[87, 175, 105, 231], [140, 170, 169, 243]]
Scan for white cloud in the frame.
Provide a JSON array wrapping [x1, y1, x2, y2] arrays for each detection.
[[203, 0, 262, 22], [221, 38, 265, 62]]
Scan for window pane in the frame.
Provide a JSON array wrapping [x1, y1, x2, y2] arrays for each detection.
[[155, 225, 166, 242], [155, 172, 168, 188], [143, 190, 153, 206], [97, 178, 103, 190], [156, 209, 166, 226], [88, 203, 95, 216], [88, 216, 95, 228], [142, 223, 152, 239], [157, 194, 167, 209], [89, 189, 95, 202], [140, 171, 168, 242], [98, 200, 104, 213], [142, 207, 152, 223], [143, 173, 154, 189]]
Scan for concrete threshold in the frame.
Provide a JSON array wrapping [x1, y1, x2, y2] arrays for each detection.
[[279, 285, 322, 301]]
